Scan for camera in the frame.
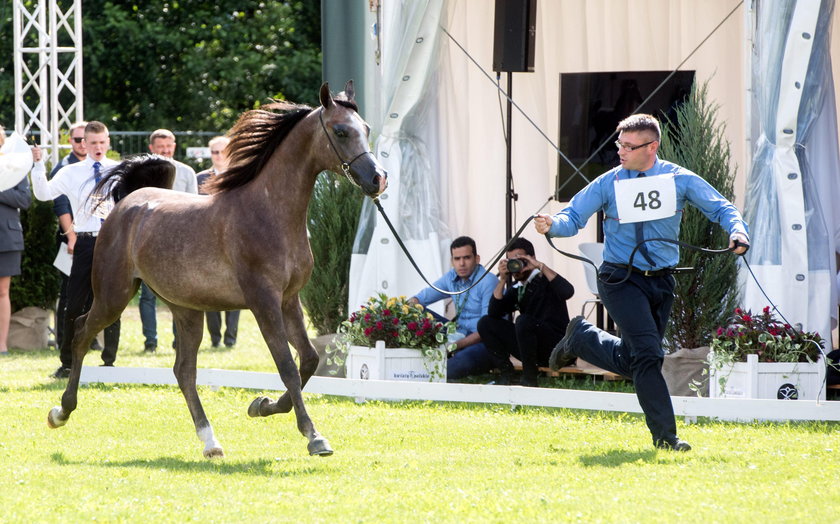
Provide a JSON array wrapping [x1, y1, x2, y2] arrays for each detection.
[[506, 258, 527, 273]]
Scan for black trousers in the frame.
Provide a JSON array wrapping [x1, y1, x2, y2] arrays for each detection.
[[570, 263, 677, 445], [59, 235, 120, 367], [477, 314, 564, 381]]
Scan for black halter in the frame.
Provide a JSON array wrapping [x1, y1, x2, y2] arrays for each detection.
[[319, 108, 372, 188]]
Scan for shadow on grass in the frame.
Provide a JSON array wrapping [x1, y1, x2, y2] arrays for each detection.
[[50, 451, 321, 477], [578, 449, 657, 467]]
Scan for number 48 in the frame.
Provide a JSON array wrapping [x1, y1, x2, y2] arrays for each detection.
[[634, 190, 661, 211]]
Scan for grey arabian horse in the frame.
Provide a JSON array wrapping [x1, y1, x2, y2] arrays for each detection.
[[47, 81, 387, 458]]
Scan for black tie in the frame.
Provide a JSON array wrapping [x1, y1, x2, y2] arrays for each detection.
[[635, 173, 657, 267]]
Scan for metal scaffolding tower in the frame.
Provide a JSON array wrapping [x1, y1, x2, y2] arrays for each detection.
[[12, 0, 83, 165]]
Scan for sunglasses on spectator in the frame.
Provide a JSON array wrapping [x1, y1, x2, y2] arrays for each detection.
[[71, 137, 84, 143]]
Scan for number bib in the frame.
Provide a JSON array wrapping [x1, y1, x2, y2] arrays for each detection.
[[614, 174, 677, 223], [89, 193, 113, 220]]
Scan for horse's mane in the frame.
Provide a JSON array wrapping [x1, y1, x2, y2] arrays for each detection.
[[89, 154, 175, 209], [207, 98, 359, 194]]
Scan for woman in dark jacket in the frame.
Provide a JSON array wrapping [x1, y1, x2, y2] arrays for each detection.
[[0, 128, 32, 353]]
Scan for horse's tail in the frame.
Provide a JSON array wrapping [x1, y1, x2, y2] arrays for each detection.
[[91, 154, 176, 205]]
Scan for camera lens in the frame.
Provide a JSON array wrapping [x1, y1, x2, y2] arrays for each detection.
[[506, 259, 524, 273]]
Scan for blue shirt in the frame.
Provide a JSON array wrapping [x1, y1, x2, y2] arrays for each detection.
[[413, 264, 498, 334], [548, 157, 749, 270]]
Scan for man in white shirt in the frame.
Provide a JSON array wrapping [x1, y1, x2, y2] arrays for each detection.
[[138, 129, 198, 352], [30, 121, 121, 378]]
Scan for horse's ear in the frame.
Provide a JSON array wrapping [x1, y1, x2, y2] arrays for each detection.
[[319, 83, 335, 109], [342, 80, 355, 103]]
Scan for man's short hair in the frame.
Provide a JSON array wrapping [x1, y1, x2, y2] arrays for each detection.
[[68, 121, 88, 135], [85, 121, 109, 135], [450, 236, 477, 256], [616, 113, 660, 141], [149, 129, 176, 143], [507, 237, 535, 257], [208, 135, 230, 149]]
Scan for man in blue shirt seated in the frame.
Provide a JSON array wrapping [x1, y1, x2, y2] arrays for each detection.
[[408, 236, 498, 380], [536, 113, 750, 452]]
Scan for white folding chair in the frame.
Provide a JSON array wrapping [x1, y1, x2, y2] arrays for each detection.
[[578, 242, 604, 319]]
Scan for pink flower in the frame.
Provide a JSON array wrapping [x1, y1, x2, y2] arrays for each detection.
[[716, 327, 723, 336]]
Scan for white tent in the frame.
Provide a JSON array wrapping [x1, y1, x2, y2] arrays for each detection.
[[350, 0, 840, 347]]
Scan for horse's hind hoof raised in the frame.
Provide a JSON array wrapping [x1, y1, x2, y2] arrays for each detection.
[[308, 436, 333, 457], [247, 396, 270, 418], [47, 406, 67, 429]]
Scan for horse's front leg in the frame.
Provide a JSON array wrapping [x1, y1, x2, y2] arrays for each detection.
[[245, 290, 332, 456], [169, 305, 223, 459], [253, 297, 319, 416]]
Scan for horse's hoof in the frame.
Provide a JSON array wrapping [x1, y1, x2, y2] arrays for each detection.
[[247, 396, 269, 417], [47, 406, 67, 429], [203, 447, 225, 459], [308, 436, 334, 456]]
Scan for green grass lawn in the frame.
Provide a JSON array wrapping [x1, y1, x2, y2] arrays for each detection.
[[1, 307, 838, 522]]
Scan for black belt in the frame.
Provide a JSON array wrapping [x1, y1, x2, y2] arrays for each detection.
[[76, 231, 98, 238], [605, 262, 693, 278]]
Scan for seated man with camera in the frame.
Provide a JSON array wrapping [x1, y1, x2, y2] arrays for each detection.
[[477, 237, 575, 387]]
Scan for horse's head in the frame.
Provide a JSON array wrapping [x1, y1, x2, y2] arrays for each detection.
[[318, 81, 388, 197]]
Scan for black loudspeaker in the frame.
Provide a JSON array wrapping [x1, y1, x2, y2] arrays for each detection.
[[492, 0, 537, 73]]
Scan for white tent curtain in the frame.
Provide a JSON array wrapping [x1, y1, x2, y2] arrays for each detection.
[[348, 0, 451, 313], [742, 0, 839, 344]]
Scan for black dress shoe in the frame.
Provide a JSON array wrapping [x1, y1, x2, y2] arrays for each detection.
[[655, 438, 692, 452], [51, 366, 71, 379], [549, 315, 584, 370]]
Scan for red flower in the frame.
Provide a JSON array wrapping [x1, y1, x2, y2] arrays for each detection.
[[734, 307, 742, 315], [392, 317, 399, 325], [364, 313, 371, 322], [383, 309, 392, 316], [407, 322, 418, 331], [364, 327, 373, 336], [763, 306, 771, 314], [376, 321, 384, 330], [416, 329, 425, 336]]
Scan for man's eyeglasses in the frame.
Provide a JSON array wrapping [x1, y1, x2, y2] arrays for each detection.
[[614, 140, 655, 152], [71, 137, 84, 143]]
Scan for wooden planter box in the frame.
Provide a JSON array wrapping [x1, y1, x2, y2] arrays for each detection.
[[710, 353, 826, 401], [346, 340, 446, 383]]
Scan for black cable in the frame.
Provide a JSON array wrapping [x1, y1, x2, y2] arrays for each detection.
[[373, 199, 536, 296]]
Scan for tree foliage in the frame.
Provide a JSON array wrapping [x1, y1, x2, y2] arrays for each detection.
[[0, 1, 322, 132], [659, 81, 741, 350], [300, 173, 364, 336]]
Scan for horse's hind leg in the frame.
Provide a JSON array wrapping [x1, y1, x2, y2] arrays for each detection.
[[48, 295, 130, 429], [245, 291, 332, 456], [250, 297, 318, 416], [169, 304, 223, 458]]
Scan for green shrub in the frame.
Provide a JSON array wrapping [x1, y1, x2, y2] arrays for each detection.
[[300, 173, 364, 336], [11, 196, 61, 311], [659, 81, 740, 350]]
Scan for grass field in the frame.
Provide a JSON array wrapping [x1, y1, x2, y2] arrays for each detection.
[[1, 307, 839, 523]]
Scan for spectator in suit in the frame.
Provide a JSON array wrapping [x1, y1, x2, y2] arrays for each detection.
[[0, 127, 32, 354], [139, 129, 198, 352], [195, 136, 239, 348]]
